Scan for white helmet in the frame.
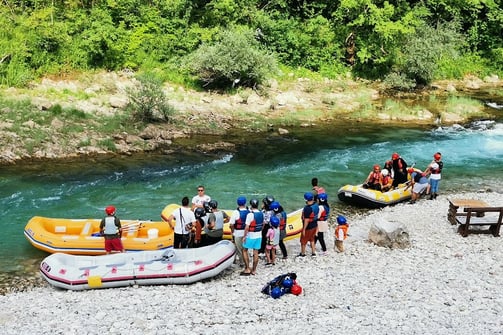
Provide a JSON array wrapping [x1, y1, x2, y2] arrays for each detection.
[[381, 169, 389, 176], [431, 162, 439, 170]]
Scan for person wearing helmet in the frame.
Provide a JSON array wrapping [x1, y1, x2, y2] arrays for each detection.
[[165, 196, 196, 248], [362, 164, 383, 191], [298, 192, 319, 257], [205, 199, 229, 246], [192, 207, 207, 247], [265, 216, 280, 265], [259, 195, 275, 257], [229, 196, 249, 267], [381, 168, 393, 192], [405, 168, 429, 204], [271, 201, 288, 259], [191, 185, 211, 211], [334, 215, 349, 252], [424, 152, 443, 200], [241, 198, 264, 275], [99, 205, 125, 254], [315, 193, 329, 256], [391, 153, 408, 188]]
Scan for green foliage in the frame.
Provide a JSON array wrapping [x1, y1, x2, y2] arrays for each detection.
[[126, 72, 175, 122], [186, 28, 278, 89], [383, 72, 416, 91]]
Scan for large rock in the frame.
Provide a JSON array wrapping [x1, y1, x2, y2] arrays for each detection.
[[368, 219, 410, 249]]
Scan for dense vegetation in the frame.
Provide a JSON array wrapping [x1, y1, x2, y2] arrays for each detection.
[[1, 0, 502, 90]]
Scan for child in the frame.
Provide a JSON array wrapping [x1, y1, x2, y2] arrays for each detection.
[[265, 216, 280, 265], [334, 215, 349, 253]]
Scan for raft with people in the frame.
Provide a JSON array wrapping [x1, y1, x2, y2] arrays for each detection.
[[337, 183, 413, 208], [24, 216, 174, 255], [40, 240, 236, 290]]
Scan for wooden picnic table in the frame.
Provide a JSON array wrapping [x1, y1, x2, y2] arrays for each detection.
[[447, 198, 489, 225]]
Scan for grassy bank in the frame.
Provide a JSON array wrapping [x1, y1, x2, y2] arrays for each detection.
[[0, 71, 499, 165]]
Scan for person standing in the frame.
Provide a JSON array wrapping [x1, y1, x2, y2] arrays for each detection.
[[298, 192, 319, 257], [391, 152, 408, 188], [166, 196, 196, 248], [205, 200, 229, 245], [229, 196, 249, 268], [315, 193, 329, 256], [311, 177, 326, 200], [100, 205, 125, 254], [425, 152, 443, 200], [334, 215, 349, 253], [259, 195, 275, 257], [191, 185, 211, 211], [270, 201, 288, 259], [265, 216, 280, 265], [241, 198, 263, 276]]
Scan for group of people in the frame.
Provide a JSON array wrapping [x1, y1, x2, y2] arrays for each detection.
[[362, 152, 444, 204]]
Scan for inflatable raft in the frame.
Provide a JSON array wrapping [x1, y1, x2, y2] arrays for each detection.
[[24, 216, 173, 255], [160, 204, 303, 241], [337, 183, 412, 208], [40, 240, 236, 290]]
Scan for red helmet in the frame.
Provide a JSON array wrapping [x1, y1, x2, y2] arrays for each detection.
[[373, 164, 380, 170], [105, 205, 116, 215], [392, 153, 399, 160], [433, 153, 441, 160], [407, 168, 414, 174], [291, 284, 303, 296]]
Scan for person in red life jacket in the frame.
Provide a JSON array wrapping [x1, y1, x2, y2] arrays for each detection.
[[424, 152, 443, 200], [99, 205, 125, 254], [241, 198, 264, 276], [334, 215, 349, 253], [363, 164, 383, 191], [270, 201, 288, 259], [311, 177, 326, 200], [405, 168, 429, 204], [229, 196, 249, 268], [381, 168, 393, 192], [314, 193, 329, 256], [391, 152, 408, 188], [383, 160, 394, 179], [192, 207, 208, 247], [298, 192, 319, 257]]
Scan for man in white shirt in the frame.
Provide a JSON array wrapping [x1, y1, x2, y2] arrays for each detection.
[[191, 185, 211, 211], [166, 196, 196, 248]]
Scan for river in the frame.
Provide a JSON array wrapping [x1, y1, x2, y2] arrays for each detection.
[[1, 116, 502, 283]]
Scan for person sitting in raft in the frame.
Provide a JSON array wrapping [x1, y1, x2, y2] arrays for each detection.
[[381, 169, 393, 192], [362, 164, 383, 191], [405, 168, 429, 204]]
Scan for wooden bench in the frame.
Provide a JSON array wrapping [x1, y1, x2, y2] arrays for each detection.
[[455, 206, 503, 237]]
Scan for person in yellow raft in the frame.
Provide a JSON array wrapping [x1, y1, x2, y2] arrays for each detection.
[[100, 205, 125, 254]]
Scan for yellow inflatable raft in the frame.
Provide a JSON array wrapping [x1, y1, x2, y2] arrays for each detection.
[[24, 217, 173, 255], [160, 204, 303, 242]]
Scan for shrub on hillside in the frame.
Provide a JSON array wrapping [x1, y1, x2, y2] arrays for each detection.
[[185, 28, 278, 90], [126, 72, 175, 122]]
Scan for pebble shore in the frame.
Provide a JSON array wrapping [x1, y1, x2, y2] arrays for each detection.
[[1, 192, 501, 334]]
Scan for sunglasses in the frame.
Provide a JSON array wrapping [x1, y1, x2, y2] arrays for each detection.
[[198, 189, 204, 192]]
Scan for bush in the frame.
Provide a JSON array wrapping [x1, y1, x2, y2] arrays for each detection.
[[185, 28, 278, 90], [126, 72, 175, 122]]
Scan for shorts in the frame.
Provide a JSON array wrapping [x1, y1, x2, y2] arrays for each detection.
[[413, 182, 428, 194], [243, 236, 262, 250], [105, 238, 124, 252], [300, 227, 317, 245]]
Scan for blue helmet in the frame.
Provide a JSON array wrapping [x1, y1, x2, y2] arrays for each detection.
[[304, 192, 314, 201], [270, 216, 280, 228], [282, 277, 293, 289], [237, 196, 246, 206], [270, 201, 280, 211], [318, 193, 328, 202], [336, 215, 347, 225], [270, 286, 282, 299]]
